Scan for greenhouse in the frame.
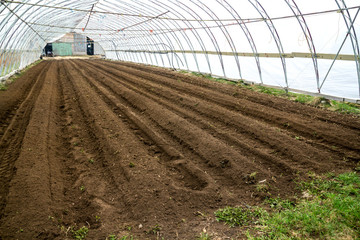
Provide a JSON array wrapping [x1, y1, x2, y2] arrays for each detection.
[[0, 0, 359, 98], [0, 1, 359, 239]]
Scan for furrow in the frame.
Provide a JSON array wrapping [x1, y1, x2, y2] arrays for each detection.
[[115, 60, 360, 131], [82, 60, 347, 171], [74, 60, 300, 186], [0, 61, 52, 218], [96, 60, 360, 155], [79, 60, 306, 176], [68, 60, 215, 191]]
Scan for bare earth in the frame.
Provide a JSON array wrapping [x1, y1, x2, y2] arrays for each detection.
[[0, 59, 359, 239]]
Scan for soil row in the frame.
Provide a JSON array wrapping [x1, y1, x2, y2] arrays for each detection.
[[0, 59, 358, 239]]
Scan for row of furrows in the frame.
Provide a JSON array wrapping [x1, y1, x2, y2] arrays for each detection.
[[78, 60, 305, 178], [0, 61, 64, 239], [59, 61, 128, 193], [74, 59, 340, 193], [55, 60, 130, 231], [0, 62, 48, 140], [0, 61, 52, 218], [81, 60, 349, 172], [67, 60, 214, 191], [100, 60, 360, 157], [109, 60, 360, 142], [116, 60, 360, 131]]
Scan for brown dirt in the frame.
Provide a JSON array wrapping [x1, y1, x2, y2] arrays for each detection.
[[0, 59, 359, 239]]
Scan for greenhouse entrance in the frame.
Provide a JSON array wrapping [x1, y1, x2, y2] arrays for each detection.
[[44, 43, 53, 57], [43, 33, 98, 57]]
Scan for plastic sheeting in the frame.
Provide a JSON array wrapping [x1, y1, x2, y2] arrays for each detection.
[[0, 0, 359, 99]]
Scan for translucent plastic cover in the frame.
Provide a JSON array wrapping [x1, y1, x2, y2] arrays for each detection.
[[0, 0, 359, 99]]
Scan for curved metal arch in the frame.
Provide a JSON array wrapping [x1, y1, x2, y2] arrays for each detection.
[[0, 2, 44, 75], [96, 0, 167, 66], [117, 0, 175, 67], [150, 0, 192, 69], [4, 0, 85, 52], [284, 0, 320, 92], [0, 0, 93, 75], [95, 1, 168, 66], [1, 0, 91, 75], [217, 0, 263, 83], [176, 0, 226, 77], [117, 0, 171, 65], [119, 2, 173, 67], [0, 1, 43, 75], [248, 0, 289, 90], [334, 0, 360, 97], [1, 0, 93, 50], [192, 0, 242, 79], [132, 1, 184, 69], [0, 2, 31, 49], [127, 0, 184, 69], [168, 0, 213, 74], [158, 0, 211, 74]]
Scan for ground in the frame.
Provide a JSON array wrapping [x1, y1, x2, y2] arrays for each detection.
[[0, 59, 359, 239]]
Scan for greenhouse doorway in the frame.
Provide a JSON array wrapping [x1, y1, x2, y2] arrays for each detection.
[[87, 37, 94, 55], [44, 43, 53, 57]]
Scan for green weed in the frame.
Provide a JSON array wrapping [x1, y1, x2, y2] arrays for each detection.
[[72, 226, 88, 239], [214, 206, 263, 227], [107, 235, 118, 240], [120, 235, 133, 240], [0, 83, 7, 91], [295, 94, 314, 104], [197, 232, 212, 240], [331, 101, 360, 114], [107, 235, 133, 240], [265, 197, 294, 211], [146, 224, 161, 235], [253, 86, 287, 96]]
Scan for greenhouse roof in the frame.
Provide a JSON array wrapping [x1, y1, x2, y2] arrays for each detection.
[[0, 0, 359, 98]]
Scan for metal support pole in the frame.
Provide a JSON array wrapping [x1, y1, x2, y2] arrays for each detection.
[[320, 7, 360, 91], [284, 0, 320, 92], [248, 0, 289, 91]]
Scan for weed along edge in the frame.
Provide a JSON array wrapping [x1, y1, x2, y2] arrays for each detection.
[[0, 59, 359, 239], [212, 172, 360, 240]]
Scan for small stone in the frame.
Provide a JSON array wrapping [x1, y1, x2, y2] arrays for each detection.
[[138, 224, 143, 229]]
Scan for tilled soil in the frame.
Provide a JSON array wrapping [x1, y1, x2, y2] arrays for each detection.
[[0, 59, 359, 239]]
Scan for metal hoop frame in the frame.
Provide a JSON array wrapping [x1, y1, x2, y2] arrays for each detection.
[[0, 0, 359, 98]]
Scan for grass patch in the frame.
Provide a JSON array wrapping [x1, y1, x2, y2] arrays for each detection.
[[295, 94, 314, 104], [250, 85, 288, 97], [330, 101, 360, 114], [214, 206, 264, 227], [215, 172, 360, 239], [253, 172, 360, 239], [181, 71, 360, 116]]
